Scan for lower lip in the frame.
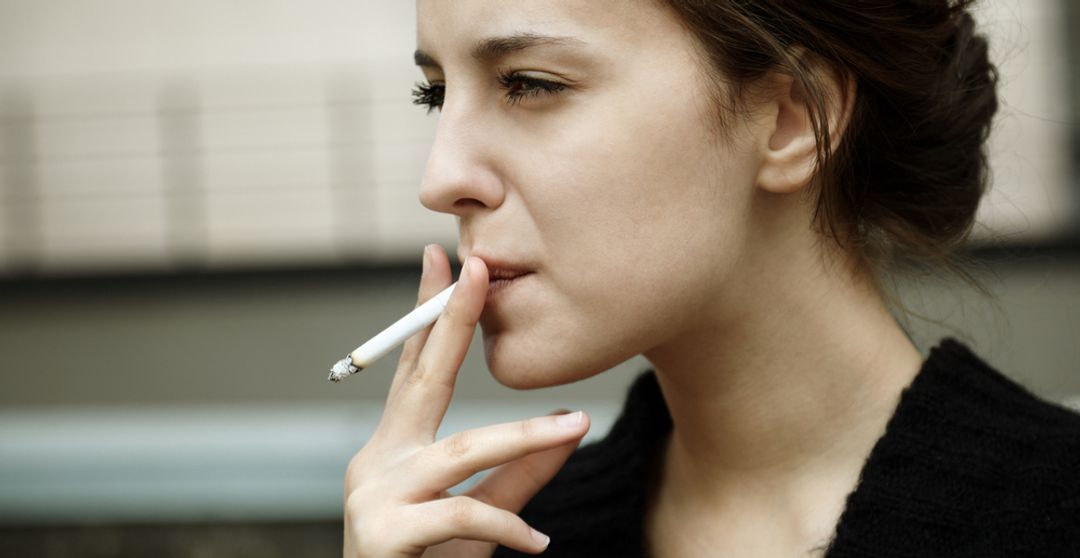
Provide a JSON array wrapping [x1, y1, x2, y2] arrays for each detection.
[[487, 273, 533, 299]]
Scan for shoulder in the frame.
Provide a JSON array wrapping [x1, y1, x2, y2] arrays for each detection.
[[950, 341, 1080, 538], [844, 338, 1080, 549], [920, 338, 1080, 450]]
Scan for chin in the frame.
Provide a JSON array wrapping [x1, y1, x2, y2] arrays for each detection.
[[481, 330, 620, 390], [483, 336, 563, 389], [487, 365, 556, 390]]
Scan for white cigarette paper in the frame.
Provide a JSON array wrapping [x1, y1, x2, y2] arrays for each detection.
[[328, 282, 457, 382]]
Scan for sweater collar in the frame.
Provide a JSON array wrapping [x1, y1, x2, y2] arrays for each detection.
[[602, 337, 1046, 555]]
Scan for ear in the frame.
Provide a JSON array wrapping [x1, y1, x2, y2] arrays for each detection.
[[755, 55, 855, 195]]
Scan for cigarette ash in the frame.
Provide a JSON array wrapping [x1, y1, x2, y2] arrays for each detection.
[[328, 356, 360, 382]]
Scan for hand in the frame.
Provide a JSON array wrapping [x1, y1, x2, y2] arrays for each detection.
[[343, 244, 590, 558]]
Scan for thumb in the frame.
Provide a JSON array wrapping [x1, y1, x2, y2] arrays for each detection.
[[464, 408, 589, 513]]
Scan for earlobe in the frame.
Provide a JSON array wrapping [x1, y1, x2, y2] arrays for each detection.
[[757, 140, 819, 194]]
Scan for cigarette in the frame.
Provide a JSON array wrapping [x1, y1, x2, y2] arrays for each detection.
[[328, 282, 458, 382]]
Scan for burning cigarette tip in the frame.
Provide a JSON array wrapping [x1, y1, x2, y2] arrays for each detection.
[[328, 356, 362, 382]]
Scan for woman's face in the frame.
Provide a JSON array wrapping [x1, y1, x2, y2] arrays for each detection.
[[415, 0, 767, 388]]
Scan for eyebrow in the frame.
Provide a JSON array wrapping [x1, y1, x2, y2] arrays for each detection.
[[414, 32, 587, 69]]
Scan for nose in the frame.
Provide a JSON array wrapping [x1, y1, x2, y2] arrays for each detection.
[[418, 104, 505, 216]]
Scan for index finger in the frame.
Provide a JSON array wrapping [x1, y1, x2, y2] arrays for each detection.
[[381, 256, 488, 443]]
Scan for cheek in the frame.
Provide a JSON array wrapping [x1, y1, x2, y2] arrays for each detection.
[[483, 56, 758, 385], [527, 92, 750, 316], [483, 129, 751, 388]]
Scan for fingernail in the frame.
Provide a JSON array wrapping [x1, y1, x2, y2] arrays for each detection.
[[555, 411, 583, 428], [462, 256, 475, 281], [422, 245, 432, 277], [530, 527, 550, 548]]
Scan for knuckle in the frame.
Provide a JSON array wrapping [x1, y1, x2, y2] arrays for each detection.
[[495, 509, 529, 545], [344, 490, 377, 532], [442, 431, 472, 460], [405, 362, 429, 387], [510, 514, 532, 541], [344, 465, 376, 503], [409, 358, 456, 393], [345, 455, 362, 485], [347, 509, 394, 555], [345, 451, 372, 489], [344, 487, 366, 516], [345, 442, 411, 493], [445, 496, 476, 527], [519, 417, 541, 440], [346, 487, 419, 554]]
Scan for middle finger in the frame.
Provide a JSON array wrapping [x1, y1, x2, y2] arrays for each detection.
[[389, 244, 453, 401], [403, 412, 589, 498]]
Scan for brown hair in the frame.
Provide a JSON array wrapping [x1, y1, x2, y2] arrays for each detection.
[[658, 0, 1000, 307]]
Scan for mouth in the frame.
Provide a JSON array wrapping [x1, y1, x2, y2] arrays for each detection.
[[485, 266, 534, 298], [488, 267, 531, 281], [460, 250, 536, 299]]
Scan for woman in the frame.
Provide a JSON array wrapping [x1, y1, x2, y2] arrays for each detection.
[[343, 1, 1080, 556]]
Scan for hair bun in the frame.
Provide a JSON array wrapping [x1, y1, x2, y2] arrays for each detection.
[[891, 7, 999, 251], [941, 10, 998, 142]]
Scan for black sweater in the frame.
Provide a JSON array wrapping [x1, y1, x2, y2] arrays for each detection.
[[493, 338, 1080, 557]]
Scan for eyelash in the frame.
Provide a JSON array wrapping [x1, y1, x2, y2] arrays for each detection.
[[411, 71, 568, 114]]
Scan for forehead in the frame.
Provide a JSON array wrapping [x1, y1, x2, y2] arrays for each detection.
[[415, 0, 676, 57]]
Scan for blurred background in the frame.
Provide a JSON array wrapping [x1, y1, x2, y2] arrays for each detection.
[[1, 0, 1078, 556]]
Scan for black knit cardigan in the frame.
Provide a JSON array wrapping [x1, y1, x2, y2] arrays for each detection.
[[493, 338, 1080, 557]]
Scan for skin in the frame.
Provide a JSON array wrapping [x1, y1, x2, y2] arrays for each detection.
[[342, 0, 926, 556]]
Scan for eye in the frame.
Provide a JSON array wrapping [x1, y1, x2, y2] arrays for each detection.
[[410, 72, 568, 114], [496, 71, 568, 107]]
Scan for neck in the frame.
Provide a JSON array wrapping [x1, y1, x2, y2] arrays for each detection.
[[642, 206, 924, 539]]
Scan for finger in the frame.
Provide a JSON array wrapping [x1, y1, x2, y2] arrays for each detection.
[[385, 256, 488, 441], [390, 244, 452, 400], [465, 410, 587, 513], [403, 495, 550, 555], [405, 411, 589, 499]]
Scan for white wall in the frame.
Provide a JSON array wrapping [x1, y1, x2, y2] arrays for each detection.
[[0, 0, 1073, 275], [974, 0, 1074, 241], [0, 0, 451, 274]]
